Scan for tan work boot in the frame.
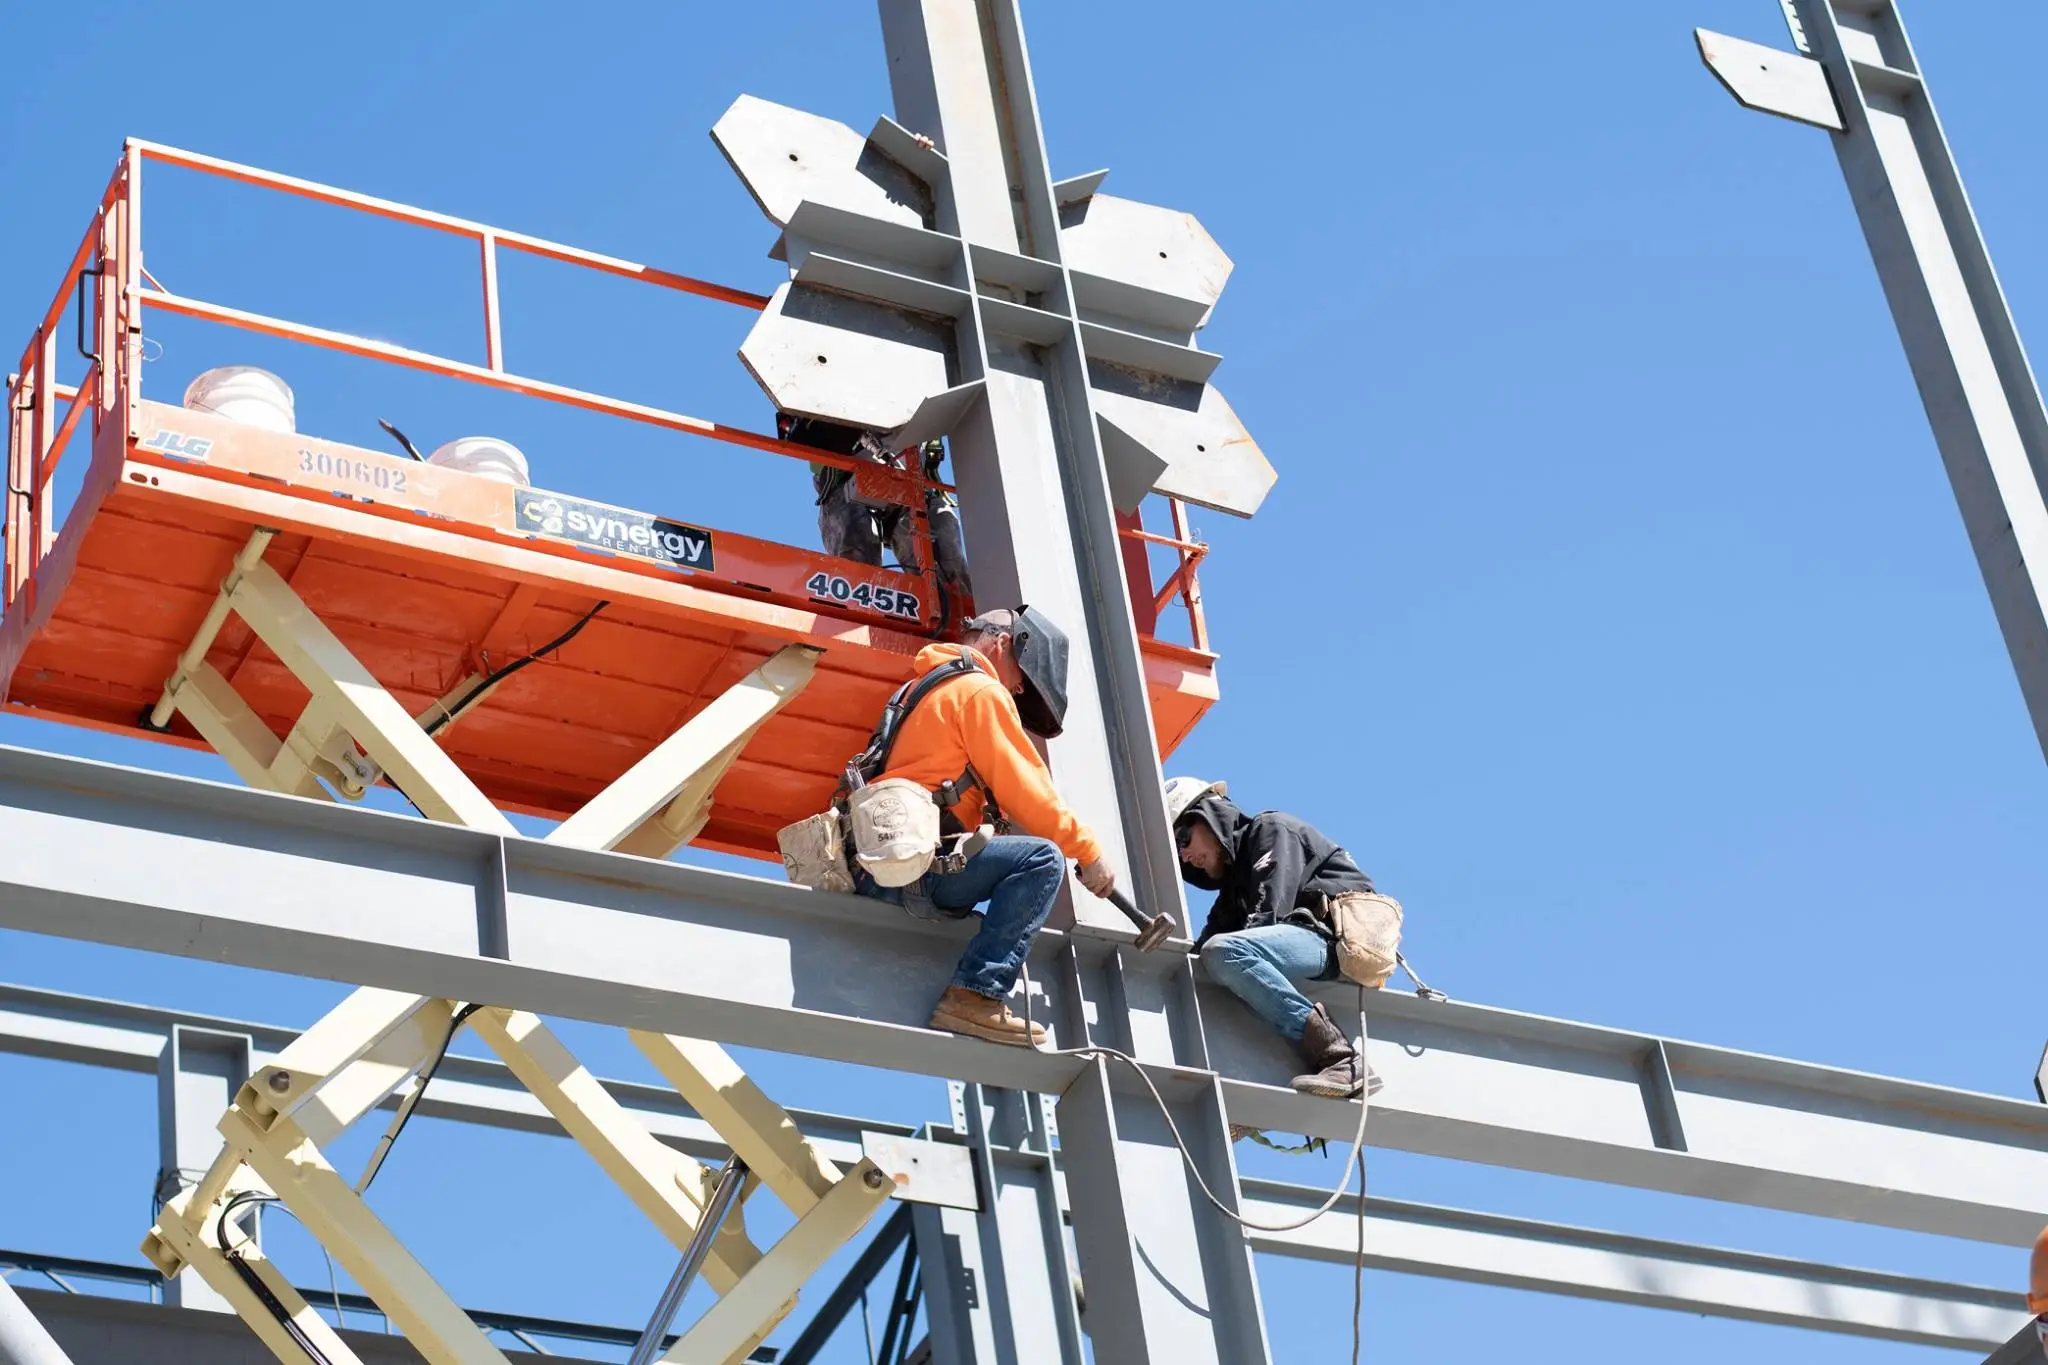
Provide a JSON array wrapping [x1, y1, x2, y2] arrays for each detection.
[[929, 985, 1047, 1047]]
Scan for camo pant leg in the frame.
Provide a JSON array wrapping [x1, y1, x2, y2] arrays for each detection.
[[818, 482, 884, 565]]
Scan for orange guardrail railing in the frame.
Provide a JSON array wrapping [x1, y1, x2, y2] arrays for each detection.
[[4, 139, 1210, 650]]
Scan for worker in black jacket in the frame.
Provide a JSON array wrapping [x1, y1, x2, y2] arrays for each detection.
[[1167, 776, 1381, 1098]]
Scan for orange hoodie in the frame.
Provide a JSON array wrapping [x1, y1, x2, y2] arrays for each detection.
[[2031, 1222, 2048, 1316], [876, 644, 1103, 866]]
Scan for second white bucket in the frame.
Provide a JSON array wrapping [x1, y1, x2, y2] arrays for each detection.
[[183, 367, 296, 433], [426, 436, 531, 487]]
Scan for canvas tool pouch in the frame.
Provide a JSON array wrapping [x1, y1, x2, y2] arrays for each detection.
[[1327, 891, 1403, 988], [848, 777, 942, 887], [776, 810, 853, 894]]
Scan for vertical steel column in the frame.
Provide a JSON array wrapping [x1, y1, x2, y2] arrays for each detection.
[[876, 0, 1186, 929], [870, 4, 1266, 1358], [914, 1085, 1083, 1363], [0, 1280, 74, 1365], [154, 1025, 253, 1311], [1757, 0, 2048, 762], [1054, 944, 1274, 1365]]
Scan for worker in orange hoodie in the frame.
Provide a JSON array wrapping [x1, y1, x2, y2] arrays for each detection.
[[849, 606, 1115, 1046]]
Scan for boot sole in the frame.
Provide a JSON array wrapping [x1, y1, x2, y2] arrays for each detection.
[[1291, 1075, 1386, 1100], [932, 1012, 1045, 1047]]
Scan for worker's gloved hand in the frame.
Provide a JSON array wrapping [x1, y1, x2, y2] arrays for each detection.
[[1076, 858, 1115, 899]]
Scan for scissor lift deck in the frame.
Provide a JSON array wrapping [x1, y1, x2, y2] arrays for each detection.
[[1, 141, 1220, 861]]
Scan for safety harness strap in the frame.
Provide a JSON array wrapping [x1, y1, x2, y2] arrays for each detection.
[[844, 656, 983, 792]]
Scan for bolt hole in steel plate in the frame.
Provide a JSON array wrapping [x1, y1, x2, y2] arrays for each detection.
[[860, 1132, 979, 1210]]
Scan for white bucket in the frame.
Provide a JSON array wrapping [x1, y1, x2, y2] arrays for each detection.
[[427, 436, 531, 487], [183, 366, 296, 433]]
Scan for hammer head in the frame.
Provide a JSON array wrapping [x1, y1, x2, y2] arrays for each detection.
[[1133, 913, 1178, 953]]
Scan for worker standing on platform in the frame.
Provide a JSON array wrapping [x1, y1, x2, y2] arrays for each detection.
[[780, 412, 972, 595], [1166, 777, 1400, 1098], [847, 607, 1110, 1046]]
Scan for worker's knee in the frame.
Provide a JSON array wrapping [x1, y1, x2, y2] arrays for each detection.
[[1199, 933, 1253, 980], [1011, 836, 1063, 883]]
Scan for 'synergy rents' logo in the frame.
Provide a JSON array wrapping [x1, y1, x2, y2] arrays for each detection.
[[514, 488, 715, 572]]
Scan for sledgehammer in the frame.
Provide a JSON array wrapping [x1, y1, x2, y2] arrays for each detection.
[[1076, 865, 1178, 951]]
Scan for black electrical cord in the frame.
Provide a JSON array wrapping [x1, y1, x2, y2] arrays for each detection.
[[216, 1191, 335, 1365], [423, 602, 608, 738], [375, 418, 428, 462], [353, 1002, 481, 1194]]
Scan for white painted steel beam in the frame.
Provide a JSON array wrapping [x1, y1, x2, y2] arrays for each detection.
[[3, 746, 2048, 1245], [1243, 1182, 2027, 1351], [0, 981, 887, 1169], [0, 1278, 75, 1365], [1983, 1319, 2045, 1365], [0, 977, 2031, 1350], [154, 1025, 252, 1311], [1702, 0, 2048, 764]]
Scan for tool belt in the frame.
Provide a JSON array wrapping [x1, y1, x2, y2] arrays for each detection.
[[900, 825, 995, 921], [846, 777, 944, 886], [777, 809, 854, 894], [1324, 891, 1403, 988]]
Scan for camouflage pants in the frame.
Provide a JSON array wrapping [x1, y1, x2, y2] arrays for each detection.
[[818, 479, 972, 594]]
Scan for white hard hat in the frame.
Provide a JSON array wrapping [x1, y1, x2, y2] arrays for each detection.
[[1164, 776, 1227, 826]]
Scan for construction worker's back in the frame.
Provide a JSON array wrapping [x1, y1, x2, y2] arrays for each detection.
[[876, 643, 1100, 867]]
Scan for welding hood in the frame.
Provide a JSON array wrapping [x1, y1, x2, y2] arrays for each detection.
[[974, 604, 1070, 738]]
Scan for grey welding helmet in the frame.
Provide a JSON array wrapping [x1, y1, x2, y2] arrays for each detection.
[[970, 604, 1071, 738]]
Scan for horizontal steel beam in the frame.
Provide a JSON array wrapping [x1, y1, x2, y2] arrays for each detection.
[[1242, 1180, 2027, 1351], [9, 1281, 597, 1365], [0, 1250, 683, 1361], [0, 981, 896, 1169], [4, 745, 2047, 1243], [2, 980, 2030, 1349]]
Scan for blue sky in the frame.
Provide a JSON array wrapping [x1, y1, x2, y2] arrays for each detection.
[[4, 2, 2048, 1361]]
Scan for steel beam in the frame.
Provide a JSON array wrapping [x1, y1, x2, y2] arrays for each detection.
[[0, 1279, 74, 1365], [9, 1284, 578, 1365], [1243, 1182, 2027, 1350], [2, 978, 2035, 1350], [0, 1251, 767, 1362], [154, 1025, 253, 1311], [913, 1085, 1084, 1363], [0, 981, 891, 1169], [5, 746, 2048, 1243], [875, 0, 1186, 935], [1701, 0, 2048, 763], [1983, 1319, 2045, 1365], [1055, 957, 1272, 1365]]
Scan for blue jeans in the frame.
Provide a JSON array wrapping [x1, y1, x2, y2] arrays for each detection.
[[1200, 924, 1334, 1041], [855, 835, 1065, 998]]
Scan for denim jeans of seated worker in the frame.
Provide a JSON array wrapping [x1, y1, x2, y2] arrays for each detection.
[[1199, 923, 1337, 1042], [853, 835, 1065, 999]]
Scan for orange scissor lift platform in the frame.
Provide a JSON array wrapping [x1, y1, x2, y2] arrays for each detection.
[[2, 142, 1220, 861]]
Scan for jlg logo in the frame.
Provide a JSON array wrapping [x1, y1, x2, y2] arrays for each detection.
[[139, 428, 213, 460]]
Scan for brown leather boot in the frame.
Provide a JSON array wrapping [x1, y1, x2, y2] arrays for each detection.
[[1290, 1002, 1382, 1098], [929, 985, 1047, 1047]]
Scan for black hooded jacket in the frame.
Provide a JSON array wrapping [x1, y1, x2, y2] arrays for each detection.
[[1185, 794, 1375, 951]]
